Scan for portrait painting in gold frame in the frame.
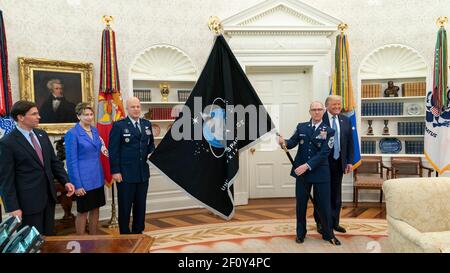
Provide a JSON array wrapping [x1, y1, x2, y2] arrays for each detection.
[[18, 57, 94, 134]]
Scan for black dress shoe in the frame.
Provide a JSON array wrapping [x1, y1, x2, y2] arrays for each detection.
[[295, 237, 305, 244], [333, 225, 347, 233], [327, 237, 341, 246]]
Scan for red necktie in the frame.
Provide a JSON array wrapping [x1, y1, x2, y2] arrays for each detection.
[[30, 132, 44, 165]]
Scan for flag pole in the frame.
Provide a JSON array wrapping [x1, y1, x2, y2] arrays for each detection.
[[434, 16, 447, 178], [275, 133, 320, 219], [108, 184, 118, 228], [102, 15, 118, 229], [205, 16, 228, 218], [436, 17, 445, 179]]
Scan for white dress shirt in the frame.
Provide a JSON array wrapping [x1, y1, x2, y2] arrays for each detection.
[[327, 111, 340, 134]]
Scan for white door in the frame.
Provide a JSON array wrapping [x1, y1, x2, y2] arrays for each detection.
[[246, 66, 312, 198]]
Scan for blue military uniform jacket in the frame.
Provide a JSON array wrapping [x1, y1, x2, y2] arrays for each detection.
[[285, 121, 335, 184], [109, 117, 155, 183]]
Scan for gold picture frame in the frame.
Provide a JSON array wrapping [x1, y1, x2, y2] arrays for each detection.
[[18, 57, 94, 135]]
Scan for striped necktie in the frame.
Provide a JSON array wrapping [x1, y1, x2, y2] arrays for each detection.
[[30, 132, 44, 165]]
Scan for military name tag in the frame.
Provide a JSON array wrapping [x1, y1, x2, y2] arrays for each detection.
[[123, 133, 131, 137]]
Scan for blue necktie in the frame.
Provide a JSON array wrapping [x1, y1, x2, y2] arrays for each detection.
[[332, 116, 340, 160], [134, 122, 141, 136]]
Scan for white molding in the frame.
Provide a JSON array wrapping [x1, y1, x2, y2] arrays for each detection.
[[222, 0, 341, 35], [225, 29, 336, 37], [129, 44, 197, 82], [237, 4, 323, 26], [359, 44, 428, 80], [355, 43, 430, 175]]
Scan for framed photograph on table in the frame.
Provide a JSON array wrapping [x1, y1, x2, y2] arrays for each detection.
[[18, 57, 94, 134]]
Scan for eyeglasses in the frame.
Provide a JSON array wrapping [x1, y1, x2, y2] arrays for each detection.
[[310, 108, 324, 112]]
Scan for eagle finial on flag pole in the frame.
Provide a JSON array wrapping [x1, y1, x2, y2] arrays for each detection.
[[437, 16, 448, 28], [98, 14, 125, 229], [338, 22, 348, 34], [208, 16, 223, 35], [102, 15, 114, 27]]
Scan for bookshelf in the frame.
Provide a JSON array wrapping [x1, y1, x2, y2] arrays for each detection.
[[360, 154, 426, 158], [358, 45, 429, 159], [361, 96, 425, 101], [361, 135, 424, 138], [360, 77, 426, 156], [129, 44, 197, 146], [361, 115, 425, 119], [132, 81, 194, 144], [128, 44, 202, 212]]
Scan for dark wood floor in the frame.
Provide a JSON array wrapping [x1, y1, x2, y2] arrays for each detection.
[[55, 198, 386, 236]]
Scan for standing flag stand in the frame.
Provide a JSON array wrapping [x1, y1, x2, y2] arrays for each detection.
[[330, 23, 361, 170], [424, 16, 450, 176], [97, 16, 126, 228]]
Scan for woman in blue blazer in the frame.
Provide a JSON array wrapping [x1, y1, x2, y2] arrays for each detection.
[[65, 102, 106, 235]]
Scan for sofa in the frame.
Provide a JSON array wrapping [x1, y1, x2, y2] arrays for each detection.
[[383, 177, 450, 253]]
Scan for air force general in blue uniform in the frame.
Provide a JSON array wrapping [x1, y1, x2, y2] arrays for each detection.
[[283, 107, 340, 245], [109, 116, 155, 234]]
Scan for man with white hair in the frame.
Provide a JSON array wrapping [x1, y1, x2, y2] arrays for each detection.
[[39, 79, 77, 123], [278, 101, 341, 245], [108, 97, 155, 234]]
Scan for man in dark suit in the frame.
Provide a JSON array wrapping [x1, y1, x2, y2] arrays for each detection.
[[39, 79, 77, 123], [278, 101, 340, 245], [0, 100, 75, 235], [314, 95, 354, 234], [109, 97, 155, 234]]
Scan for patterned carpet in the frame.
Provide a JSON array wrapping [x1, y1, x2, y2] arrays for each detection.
[[147, 218, 392, 253]]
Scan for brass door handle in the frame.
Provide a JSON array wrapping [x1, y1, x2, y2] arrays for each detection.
[[250, 148, 256, 154]]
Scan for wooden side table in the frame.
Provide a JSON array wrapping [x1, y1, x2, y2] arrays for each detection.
[[41, 234, 154, 253]]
